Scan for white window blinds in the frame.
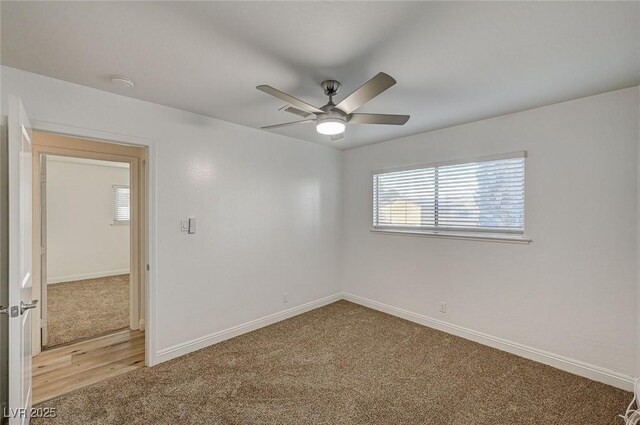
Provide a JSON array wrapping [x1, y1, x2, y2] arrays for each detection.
[[373, 153, 525, 235], [112, 185, 130, 224]]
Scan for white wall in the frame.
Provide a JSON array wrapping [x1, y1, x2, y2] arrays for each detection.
[[342, 87, 640, 378], [0, 66, 342, 357], [4, 65, 639, 388], [46, 157, 130, 283]]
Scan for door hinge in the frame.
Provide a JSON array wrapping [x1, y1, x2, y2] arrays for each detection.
[[40, 246, 46, 256], [146, 264, 150, 271], [10, 306, 19, 318]]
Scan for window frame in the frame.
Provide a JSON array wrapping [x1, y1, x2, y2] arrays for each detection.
[[370, 151, 530, 244], [112, 184, 131, 225]]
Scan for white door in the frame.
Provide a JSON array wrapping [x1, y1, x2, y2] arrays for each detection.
[[7, 96, 36, 425]]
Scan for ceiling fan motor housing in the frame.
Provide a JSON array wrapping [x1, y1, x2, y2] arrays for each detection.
[[317, 104, 347, 123]]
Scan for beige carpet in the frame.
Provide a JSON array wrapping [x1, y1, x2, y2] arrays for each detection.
[[34, 301, 629, 424], [44, 274, 129, 348]]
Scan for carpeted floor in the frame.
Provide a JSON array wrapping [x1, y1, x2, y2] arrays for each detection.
[[44, 274, 130, 348], [34, 301, 629, 424]]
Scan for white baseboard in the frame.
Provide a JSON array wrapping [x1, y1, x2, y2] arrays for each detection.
[[47, 269, 130, 284], [153, 291, 635, 391], [156, 293, 342, 363], [342, 292, 635, 391]]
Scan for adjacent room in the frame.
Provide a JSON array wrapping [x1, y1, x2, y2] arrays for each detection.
[[43, 155, 131, 348], [1, 1, 639, 425]]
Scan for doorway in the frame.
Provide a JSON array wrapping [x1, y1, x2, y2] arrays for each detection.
[[42, 155, 132, 348], [30, 131, 147, 403]]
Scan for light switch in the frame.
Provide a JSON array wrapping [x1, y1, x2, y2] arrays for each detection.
[[188, 218, 196, 234], [181, 219, 189, 232]]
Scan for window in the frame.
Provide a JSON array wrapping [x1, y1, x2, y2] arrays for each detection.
[[112, 185, 130, 224], [373, 152, 526, 238]]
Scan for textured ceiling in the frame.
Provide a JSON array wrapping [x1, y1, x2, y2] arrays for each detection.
[[2, 1, 639, 149]]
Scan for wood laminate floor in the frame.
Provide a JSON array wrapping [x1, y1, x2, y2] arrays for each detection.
[[32, 329, 145, 404]]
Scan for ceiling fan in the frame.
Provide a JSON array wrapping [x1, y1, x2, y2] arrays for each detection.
[[257, 72, 409, 141]]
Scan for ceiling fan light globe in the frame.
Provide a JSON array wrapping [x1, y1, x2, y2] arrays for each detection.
[[316, 119, 345, 135]]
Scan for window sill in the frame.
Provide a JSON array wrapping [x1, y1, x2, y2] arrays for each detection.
[[370, 228, 532, 244], [111, 221, 130, 226]]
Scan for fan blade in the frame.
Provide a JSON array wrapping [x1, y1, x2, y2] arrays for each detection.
[[261, 119, 315, 130], [348, 113, 409, 125], [257, 85, 323, 114], [279, 105, 313, 118], [335, 72, 396, 114], [330, 133, 344, 141]]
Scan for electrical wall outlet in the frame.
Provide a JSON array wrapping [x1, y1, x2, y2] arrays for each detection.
[[439, 302, 447, 313], [282, 293, 288, 304]]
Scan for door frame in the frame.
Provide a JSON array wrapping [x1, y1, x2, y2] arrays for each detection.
[[39, 155, 47, 347], [27, 121, 157, 366], [32, 133, 145, 354]]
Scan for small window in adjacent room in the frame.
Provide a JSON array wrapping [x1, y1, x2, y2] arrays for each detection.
[[112, 185, 130, 224], [372, 152, 526, 240]]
